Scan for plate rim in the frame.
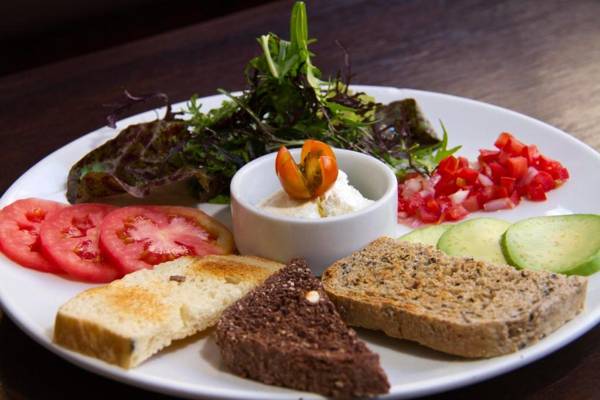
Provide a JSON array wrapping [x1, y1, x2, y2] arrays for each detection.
[[0, 85, 598, 400]]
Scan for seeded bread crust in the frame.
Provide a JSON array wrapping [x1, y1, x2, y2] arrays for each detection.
[[322, 238, 587, 358], [216, 258, 390, 399]]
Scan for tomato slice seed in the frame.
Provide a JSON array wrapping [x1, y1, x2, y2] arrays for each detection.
[[40, 204, 119, 283], [100, 206, 232, 274]]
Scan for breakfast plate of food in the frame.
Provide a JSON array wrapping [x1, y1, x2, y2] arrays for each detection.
[[0, 2, 599, 399]]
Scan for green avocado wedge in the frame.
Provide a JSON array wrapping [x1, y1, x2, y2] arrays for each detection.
[[502, 214, 600, 275], [397, 225, 451, 246], [437, 218, 511, 264]]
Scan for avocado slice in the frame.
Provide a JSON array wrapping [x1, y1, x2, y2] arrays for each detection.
[[502, 214, 600, 275]]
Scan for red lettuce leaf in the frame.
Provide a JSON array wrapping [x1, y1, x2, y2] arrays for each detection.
[[66, 119, 197, 203]]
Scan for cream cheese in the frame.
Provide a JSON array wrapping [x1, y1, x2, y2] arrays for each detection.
[[258, 171, 373, 218]]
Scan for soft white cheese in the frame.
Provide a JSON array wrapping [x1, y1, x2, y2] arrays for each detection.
[[320, 171, 374, 216], [257, 170, 373, 219], [256, 190, 321, 218]]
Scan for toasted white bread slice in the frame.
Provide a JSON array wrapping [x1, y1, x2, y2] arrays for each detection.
[[322, 238, 587, 358], [54, 255, 283, 368]]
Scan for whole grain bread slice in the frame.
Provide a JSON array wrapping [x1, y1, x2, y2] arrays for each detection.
[[54, 255, 282, 368], [215, 258, 390, 399], [322, 237, 587, 358]]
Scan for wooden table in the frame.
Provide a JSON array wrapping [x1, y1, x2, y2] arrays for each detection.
[[0, 0, 598, 398]]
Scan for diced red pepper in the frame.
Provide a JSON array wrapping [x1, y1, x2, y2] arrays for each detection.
[[444, 205, 469, 221], [488, 161, 507, 182], [494, 185, 509, 199], [457, 167, 479, 184], [417, 206, 440, 223], [494, 132, 513, 149], [557, 167, 569, 180], [456, 177, 467, 188], [478, 185, 509, 203], [479, 149, 500, 163], [526, 184, 547, 201], [521, 145, 540, 165], [398, 132, 568, 226], [500, 176, 516, 194], [498, 150, 511, 166], [462, 195, 480, 212], [539, 156, 570, 180], [531, 171, 555, 191], [435, 178, 459, 196], [506, 156, 528, 179], [510, 190, 521, 206], [505, 136, 525, 155], [436, 196, 453, 210], [425, 198, 441, 213], [437, 156, 459, 176], [401, 192, 425, 214]]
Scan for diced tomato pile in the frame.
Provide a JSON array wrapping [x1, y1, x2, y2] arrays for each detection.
[[0, 199, 233, 283], [398, 132, 570, 225]]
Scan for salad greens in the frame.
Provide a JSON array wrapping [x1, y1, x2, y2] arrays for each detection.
[[67, 1, 459, 204]]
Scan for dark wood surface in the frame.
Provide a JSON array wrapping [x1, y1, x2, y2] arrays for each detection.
[[1, 0, 599, 399], [0, 0, 277, 76]]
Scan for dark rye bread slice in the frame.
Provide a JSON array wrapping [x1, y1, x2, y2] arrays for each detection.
[[215, 258, 390, 399], [322, 238, 588, 358]]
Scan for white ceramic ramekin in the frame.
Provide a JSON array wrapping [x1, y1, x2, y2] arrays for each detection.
[[230, 148, 398, 275]]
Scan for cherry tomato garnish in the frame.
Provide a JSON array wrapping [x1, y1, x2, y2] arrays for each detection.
[[275, 140, 338, 200]]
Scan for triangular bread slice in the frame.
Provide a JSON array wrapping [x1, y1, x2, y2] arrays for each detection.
[[54, 255, 283, 368], [216, 258, 390, 399], [322, 237, 588, 358]]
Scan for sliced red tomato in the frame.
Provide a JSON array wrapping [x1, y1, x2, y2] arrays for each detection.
[[99, 206, 235, 274], [40, 204, 119, 282], [0, 198, 66, 272]]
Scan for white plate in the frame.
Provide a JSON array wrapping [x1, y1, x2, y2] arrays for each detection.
[[0, 86, 598, 399]]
